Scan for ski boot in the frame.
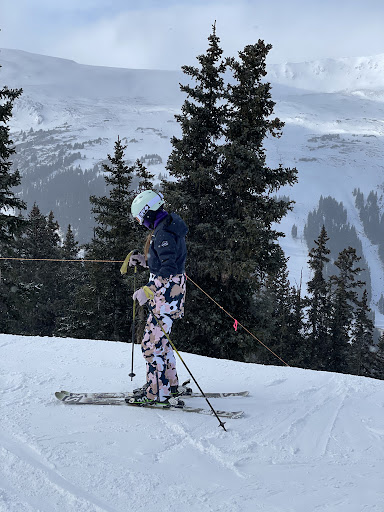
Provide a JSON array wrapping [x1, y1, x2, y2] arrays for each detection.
[[133, 382, 150, 395], [125, 391, 184, 407], [171, 379, 193, 397]]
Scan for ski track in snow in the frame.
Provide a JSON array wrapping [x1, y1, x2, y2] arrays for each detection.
[[157, 414, 246, 479], [0, 433, 115, 512], [1, 334, 384, 512]]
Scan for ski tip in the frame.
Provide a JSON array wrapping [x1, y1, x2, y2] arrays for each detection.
[[55, 391, 68, 401], [232, 411, 245, 419]]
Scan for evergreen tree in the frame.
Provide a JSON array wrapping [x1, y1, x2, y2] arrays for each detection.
[[0, 76, 25, 247], [353, 188, 364, 212], [218, 40, 297, 360], [46, 211, 61, 253], [377, 294, 384, 315], [163, 24, 230, 358], [350, 289, 374, 376], [53, 224, 85, 337], [164, 21, 226, 245], [19, 204, 62, 335], [90, 137, 141, 259], [135, 159, 155, 192], [0, 65, 25, 332], [73, 137, 147, 341], [378, 332, 384, 355], [222, 40, 297, 276], [329, 247, 364, 373], [364, 191, 380, 244], [257, 261, 304, 366], [354, 189, 384, 254], [62, 224, 79, 259], [163, 27, 297, 362], [304, 226, 332, 369], [372, 333, 384, 380], [290, 282, 305, 366], [304, 196, 371, 301]]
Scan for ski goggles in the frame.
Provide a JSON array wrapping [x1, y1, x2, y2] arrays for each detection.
[[135, 192, 164, 225]]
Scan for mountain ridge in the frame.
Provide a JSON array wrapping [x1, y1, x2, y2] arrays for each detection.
[[3, 47, 384, 93]]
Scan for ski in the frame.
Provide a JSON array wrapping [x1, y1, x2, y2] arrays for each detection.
[[59, 390, 249, 399], [55, 391, 244, 419]]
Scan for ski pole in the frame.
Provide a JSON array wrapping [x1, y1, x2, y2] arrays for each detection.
[[129, 265, 137, 380], [151, 312, 227, 432]]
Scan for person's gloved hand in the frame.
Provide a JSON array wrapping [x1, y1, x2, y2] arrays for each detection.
[[133, 286, 154, 306], [120, 250, 147, 275], [129, 252, 147, 268]]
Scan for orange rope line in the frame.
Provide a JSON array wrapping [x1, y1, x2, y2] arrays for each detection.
[[0, 256, 290, 366], [0, 257, 124, 263], [186, 274, 290, 367]]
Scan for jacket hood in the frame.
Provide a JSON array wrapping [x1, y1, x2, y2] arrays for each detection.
[[159, 213, 188, 237]]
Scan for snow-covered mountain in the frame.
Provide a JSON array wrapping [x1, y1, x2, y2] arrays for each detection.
[[1, 48, 384, 326], [268, 53, 384, 93], [1, 332, 383, 512]]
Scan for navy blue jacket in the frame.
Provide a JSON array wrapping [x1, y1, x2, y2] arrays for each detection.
[[147, 213, 188, 279]]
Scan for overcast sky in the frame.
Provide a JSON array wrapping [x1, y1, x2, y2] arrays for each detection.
[[1, 0, 384, 70]]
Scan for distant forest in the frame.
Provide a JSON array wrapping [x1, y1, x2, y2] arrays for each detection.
[[304, 195, 372, 302], [11, 126, 159, 242]]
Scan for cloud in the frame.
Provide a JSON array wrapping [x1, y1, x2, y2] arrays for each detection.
[[50, 4, 252, 70], [1, 0, 384, 70]]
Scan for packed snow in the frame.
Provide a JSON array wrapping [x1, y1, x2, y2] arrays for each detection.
[[1, 333, 383, 512]]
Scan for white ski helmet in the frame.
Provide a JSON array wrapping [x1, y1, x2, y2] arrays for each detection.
[[131, 190, 164, 224]]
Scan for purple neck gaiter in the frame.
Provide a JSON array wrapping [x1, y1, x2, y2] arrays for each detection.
[[143, 209, 169, 230], [154, 209, 169, 228]]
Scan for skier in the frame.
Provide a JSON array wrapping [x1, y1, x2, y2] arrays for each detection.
[[128, 190, 188, 405]]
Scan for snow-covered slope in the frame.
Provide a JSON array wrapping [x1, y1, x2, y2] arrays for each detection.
[[268, 54, 384, 93], [0, 48, 184, 132], [1, 333, 383, 512], [1, 48, 384, 324]]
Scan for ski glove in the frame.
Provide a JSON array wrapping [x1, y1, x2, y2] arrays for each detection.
[[129, 252, 147, 268], [120, 250, 147, 275], [133, 286, 154, 306]]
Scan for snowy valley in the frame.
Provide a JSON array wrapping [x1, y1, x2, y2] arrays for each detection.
[[1, 48, 384, 325]]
